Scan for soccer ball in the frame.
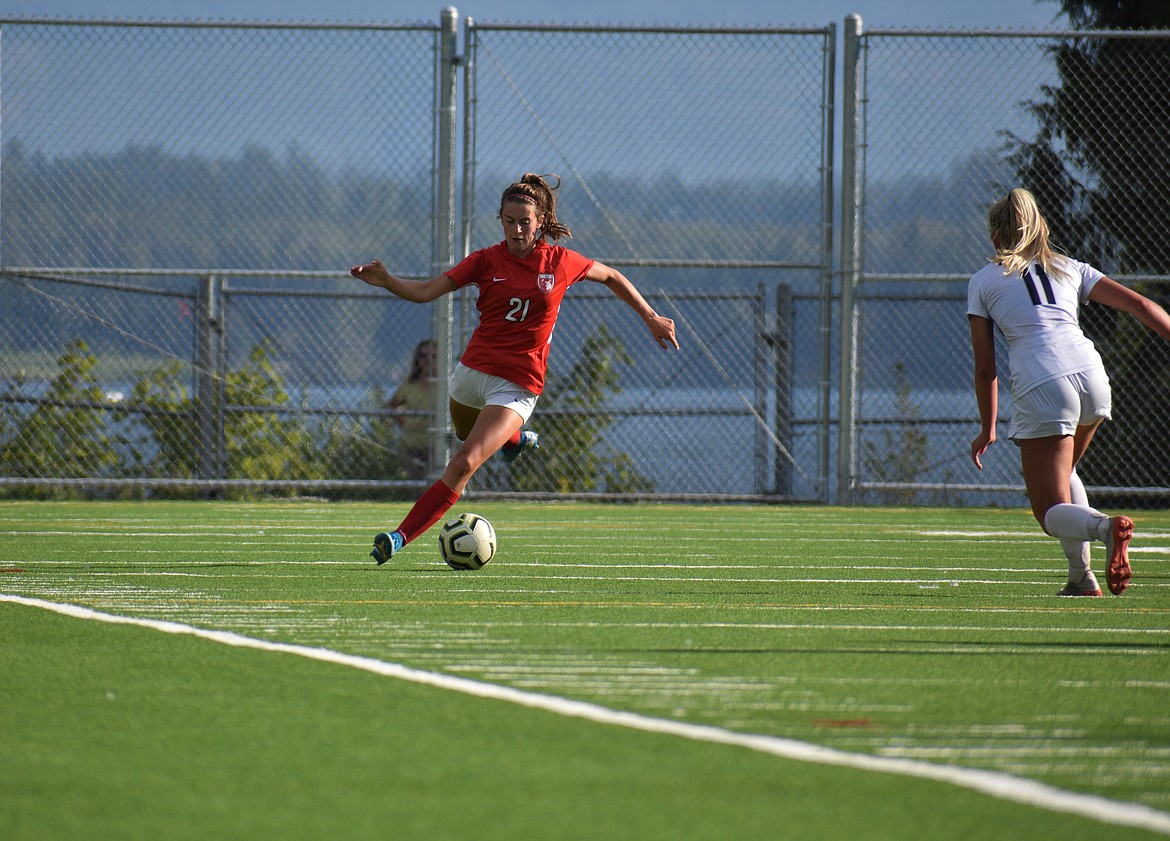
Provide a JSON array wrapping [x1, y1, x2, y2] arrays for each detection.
[[438, 512, 497, 570]]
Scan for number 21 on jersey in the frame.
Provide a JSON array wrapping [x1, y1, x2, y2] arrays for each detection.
[[506, 297, 531, 322]]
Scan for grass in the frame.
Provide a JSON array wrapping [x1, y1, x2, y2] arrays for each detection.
[[1, 500, 1169, 840]]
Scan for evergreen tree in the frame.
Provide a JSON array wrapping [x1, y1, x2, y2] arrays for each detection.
[[1009, 1, 1170, 496]]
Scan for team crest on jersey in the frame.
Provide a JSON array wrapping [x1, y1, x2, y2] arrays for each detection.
[[537, 273, 555, 294]]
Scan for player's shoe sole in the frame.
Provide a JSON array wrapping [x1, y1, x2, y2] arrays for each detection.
[[371, 531, 404, 565], [501, 429, 539, 463], [1105, 516, 1133, 595]]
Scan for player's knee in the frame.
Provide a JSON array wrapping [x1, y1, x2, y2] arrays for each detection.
[[445, 449, 480, 482]]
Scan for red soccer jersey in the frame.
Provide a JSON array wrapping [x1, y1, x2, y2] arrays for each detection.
[[444, 241, 594, 394]]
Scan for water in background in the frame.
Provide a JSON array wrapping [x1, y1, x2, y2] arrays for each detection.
[[605, 386, 1020, 504], [8, 378, 1024, 505]]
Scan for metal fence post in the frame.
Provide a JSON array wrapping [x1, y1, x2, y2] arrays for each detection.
[[837, 13, 864, 505], [460, 13, 476, 267], [195, 274, 225, 492], [754, 283, 767, 495], [431, 6, 459, 480], [818, 22, 837, 504], [458, 15, 476, 407], [774, 283, 793, 497]]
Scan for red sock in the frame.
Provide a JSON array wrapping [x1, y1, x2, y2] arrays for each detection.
[[396, 479, 461, 545], [502, 429, 522, 450]]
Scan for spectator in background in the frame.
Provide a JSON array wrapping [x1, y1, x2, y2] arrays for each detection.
[[389, 338, 435, 481]]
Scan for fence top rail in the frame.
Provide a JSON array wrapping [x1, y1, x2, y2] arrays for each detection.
[[863, 26, 1170, 39], [3, 268, 765, 301], [6, 18, 1163, 38], [0, 16, 439, 31], [603, 258, 825, 270], [6, 259, 825, 276], [863, 272, 1170, 285], [4, 266, 356, 280], [3, 271, 192, 298], [15, 267, 1166, 286], [468, 21, 832, 36]]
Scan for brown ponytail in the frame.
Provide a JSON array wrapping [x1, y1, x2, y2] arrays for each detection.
[[500, 173, 572, 242]]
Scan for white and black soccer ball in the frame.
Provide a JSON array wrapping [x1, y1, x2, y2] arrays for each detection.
[[438, 512, 497, 570]]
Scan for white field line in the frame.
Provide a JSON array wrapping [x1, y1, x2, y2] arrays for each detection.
[[4, 593, 1169, 836], [17, 558, 1154, 572], [5, 523, 1169, 540], [432, 619, 1170, 636], [4, 529, 1056, 541]]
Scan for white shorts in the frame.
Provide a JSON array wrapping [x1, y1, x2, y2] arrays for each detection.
[[1008, 369, 1112, 441], [448, 362, 538, 423]]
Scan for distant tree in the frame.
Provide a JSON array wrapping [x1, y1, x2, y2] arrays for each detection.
[[0, 140, 429, 274], [1008, 1, 1170, 495], [515, 325, 654, 495], [0, 340, 121, 497], [319, 384, 413, 497], [862, 361, 929, 505], [130, 340, 329, 497]]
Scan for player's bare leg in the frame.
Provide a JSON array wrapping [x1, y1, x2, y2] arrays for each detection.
[[441, 403, 525, 494], [372, 401, 521, 564]]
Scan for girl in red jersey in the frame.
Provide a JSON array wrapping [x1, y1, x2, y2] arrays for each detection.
[[352, 173, 679, 563]]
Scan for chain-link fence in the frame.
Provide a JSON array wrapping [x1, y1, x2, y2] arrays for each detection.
[[462, 21, 835, 501], [0, 17, 442, 497], [844, 23, 1170, 506], [0, 14, 833, 501], [3, 13, 1169, 504], [0, 18, 439, 273], [0, 268, 781, 498]]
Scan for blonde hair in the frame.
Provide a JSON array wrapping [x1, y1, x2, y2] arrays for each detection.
[[988, 188, 1058, 276], [499, 173, 572, 242]]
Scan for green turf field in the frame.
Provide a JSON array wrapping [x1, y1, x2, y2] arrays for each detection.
[[2, 501, 1168, 840]]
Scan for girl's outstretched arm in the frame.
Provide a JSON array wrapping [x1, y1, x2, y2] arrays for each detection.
[[1089, 276, 1170, 341], [351, 260, 457, 303], [585, 261, 679, 350]]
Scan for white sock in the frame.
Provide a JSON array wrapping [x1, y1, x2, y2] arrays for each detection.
[[1059, 536, 1091, 581], [1044, 503, 1110, 543], [1069, 468, 1088, 506], [1062, 470, 1092, 579]]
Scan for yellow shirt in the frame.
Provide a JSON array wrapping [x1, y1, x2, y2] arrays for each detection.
[[390, 379, 431, 453]]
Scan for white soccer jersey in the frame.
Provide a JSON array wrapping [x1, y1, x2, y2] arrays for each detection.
[[967, 256, 1106, 398]]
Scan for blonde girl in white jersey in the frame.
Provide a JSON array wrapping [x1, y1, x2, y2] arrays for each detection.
[[968, 188, 1170, 595]]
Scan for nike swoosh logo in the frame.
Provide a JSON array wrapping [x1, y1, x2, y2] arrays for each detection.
[[492, 277, 507, 282]]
